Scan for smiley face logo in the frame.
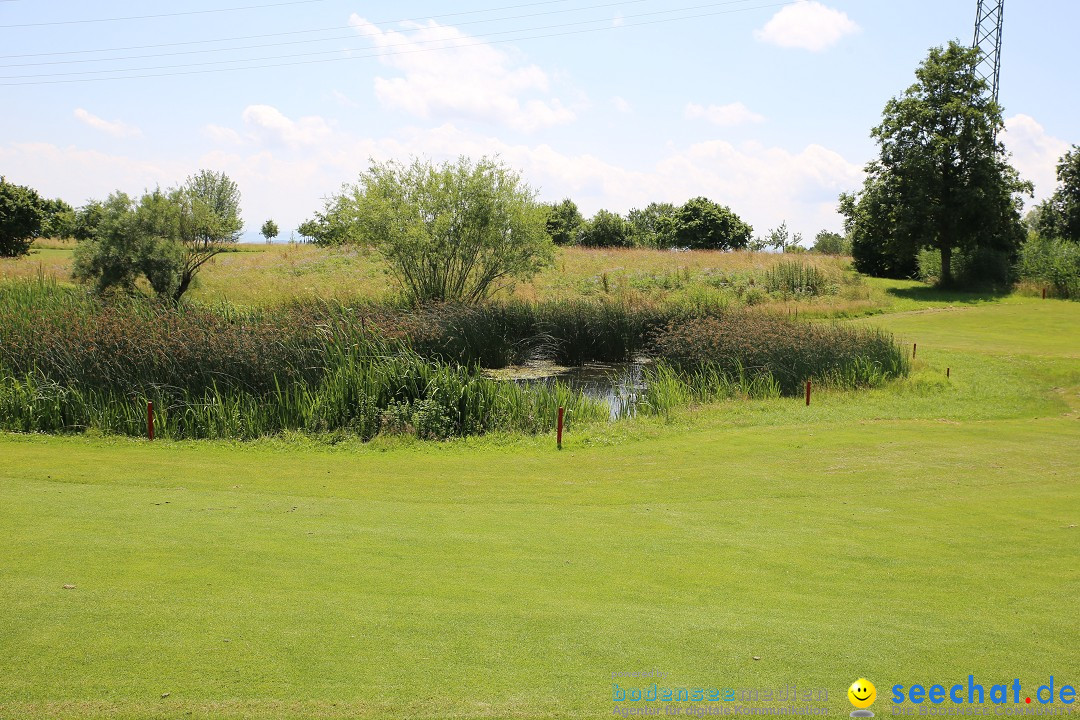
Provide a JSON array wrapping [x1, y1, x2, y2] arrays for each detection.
[[848, 678, 877, 709]]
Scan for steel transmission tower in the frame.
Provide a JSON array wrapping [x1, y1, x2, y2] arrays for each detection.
[[972, 0, 1005, 103]]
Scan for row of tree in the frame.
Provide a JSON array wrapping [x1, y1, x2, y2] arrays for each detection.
[[539, 198, 752, 250]]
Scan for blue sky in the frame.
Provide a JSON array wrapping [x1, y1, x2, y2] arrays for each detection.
[[1, 0, 1076, 242]]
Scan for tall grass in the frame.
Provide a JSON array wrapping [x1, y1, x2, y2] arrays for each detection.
[[762, 259, 838, 297], [651, 311, 908, 396], [0, 277, 908, 440], [0, 278, 607, 440]]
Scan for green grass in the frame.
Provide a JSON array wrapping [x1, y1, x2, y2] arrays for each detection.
[[1, 297, 1078, 719]]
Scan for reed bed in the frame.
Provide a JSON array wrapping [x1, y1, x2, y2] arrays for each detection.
[[0, 277, 907, 440]]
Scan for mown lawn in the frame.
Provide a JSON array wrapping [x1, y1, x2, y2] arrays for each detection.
[[0, 298, 1077, 719]]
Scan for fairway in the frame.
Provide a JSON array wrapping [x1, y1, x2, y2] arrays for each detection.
[[2, 297, 1078, 720]]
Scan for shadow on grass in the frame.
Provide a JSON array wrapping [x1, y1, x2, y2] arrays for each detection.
[[885, 283, 1012, 305]]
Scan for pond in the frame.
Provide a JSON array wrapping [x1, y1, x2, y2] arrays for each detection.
[[485, 360, 649, 420]]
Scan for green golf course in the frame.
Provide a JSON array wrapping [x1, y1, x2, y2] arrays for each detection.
[[1, 294, 1077, 719]]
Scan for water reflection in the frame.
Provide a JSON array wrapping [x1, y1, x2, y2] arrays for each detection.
[[487, 361, 649, 420]]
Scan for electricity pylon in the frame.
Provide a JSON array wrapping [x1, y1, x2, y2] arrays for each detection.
[[972, 0, 1005, 103]]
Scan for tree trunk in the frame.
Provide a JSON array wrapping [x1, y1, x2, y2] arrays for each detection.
[[940, 245, 953, 287], [173, 272, 192, 303]]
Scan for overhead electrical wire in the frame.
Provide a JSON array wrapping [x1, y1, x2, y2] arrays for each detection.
[[0, 0, 582, 54], [0, 0, 652, 68], [0, 0, 334, 28], [0, 0, 795, 86]]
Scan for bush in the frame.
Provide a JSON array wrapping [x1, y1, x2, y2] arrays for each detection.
[[1017, 234, 1080, 299], [321, 156, 552, 305], [71, 171, 244, 301]]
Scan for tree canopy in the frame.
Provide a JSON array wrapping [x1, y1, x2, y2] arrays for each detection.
[[72, 170, 244, 301], [672, 197, 752, 251], [840, 41, 1029, 286], [1031, 145, 1080, 242], [335, 156, 552, 305], [542, 199, 584, 246], [0, 176, 46, 257], [627, 202, 677, 249], [578, 209, 632, 248], [260, 219, 280, 243]]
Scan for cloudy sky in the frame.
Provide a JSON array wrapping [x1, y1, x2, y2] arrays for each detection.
[[1, 0, 1076, 242]]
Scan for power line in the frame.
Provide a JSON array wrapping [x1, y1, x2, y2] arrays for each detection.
[[0, 0, 581, 55], [0, 0, 651, 68], [0, 0, 333, 28], [0, 1, 795, 86]]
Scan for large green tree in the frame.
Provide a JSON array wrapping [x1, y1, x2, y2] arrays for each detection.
[[0, 176, 45, 257], [841, 41, 1029, 286], [672, 197, 752, 251], [339, 156, 552, 305]]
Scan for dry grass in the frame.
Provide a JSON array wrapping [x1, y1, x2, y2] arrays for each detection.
[[3, 241, 869, 310]]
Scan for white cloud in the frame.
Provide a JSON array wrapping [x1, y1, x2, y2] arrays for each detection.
[[331, 89, 360, 108], [754, 1, 859, 51], [612, 96, 632, 114], [348, 16, 575, 132], [1001, 114, 1070, 202], [4, 104, 862, 238], [0, 142, 176, 203], [685, 102, 765, 127], [73, 108, 142, 138], [240, 104, 333, 149], [204, 124, 245, 145]]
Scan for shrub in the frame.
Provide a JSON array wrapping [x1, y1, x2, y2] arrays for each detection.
[[1017, 234, 1080, 299], [313, 156, 553, 305]]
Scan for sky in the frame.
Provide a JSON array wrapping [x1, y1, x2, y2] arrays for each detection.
[[1, 0, 1077, 243]]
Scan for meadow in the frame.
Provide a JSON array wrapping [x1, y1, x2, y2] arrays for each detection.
[[0, 241, 1077, 719], [5, 240, 882, 313]]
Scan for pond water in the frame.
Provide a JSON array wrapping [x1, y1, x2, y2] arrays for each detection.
[[486, 361, 649, 420]]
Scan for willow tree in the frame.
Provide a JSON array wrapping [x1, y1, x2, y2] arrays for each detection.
[[344, 156, 552, 305]]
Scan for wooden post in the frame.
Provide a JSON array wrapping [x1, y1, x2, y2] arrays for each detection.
[[946, 367, 950, 378], [1042, 287, 1047, 300], [912, 342, 917, 359], [147, 401, 154, 441], [557, 406, 565, 450], [805, 380, 811, 407]]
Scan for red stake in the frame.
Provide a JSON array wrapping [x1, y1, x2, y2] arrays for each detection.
[[557, 406, 565, 450], [805, 380, 811, 407], [147, 401, 154, 441]]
